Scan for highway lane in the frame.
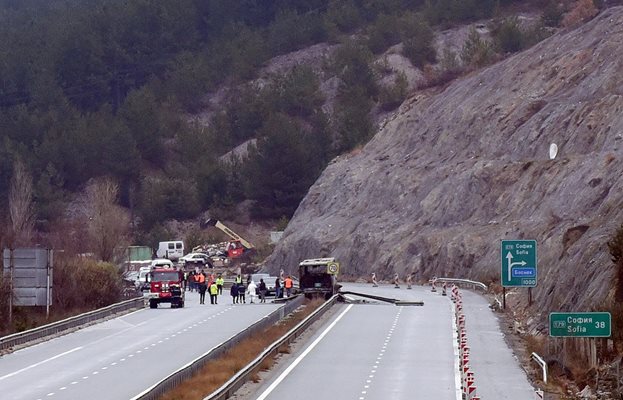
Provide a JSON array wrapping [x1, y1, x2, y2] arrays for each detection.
[[460, 290, 535, 399], [253, 283, 460, 400], [0, 292, 281, 400], [250, 282, 536, 400]]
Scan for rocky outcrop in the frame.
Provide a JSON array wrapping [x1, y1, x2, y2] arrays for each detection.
[[266, 7, 623, 323]]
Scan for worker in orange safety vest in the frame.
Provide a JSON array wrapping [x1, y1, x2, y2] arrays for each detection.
[[284, 276, 293, 297]]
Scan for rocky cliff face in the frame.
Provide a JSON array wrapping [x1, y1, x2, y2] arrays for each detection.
[[266, 7, 623, 323]]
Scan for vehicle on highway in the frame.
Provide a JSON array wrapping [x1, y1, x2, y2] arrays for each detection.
[[179, 252, 212, 268], [137, 266, 152, 291], [201, 219, 254, 258], [298, 258, 341, 299], [145, 266, 185, 308], [136, 259, 175, 292], [156, 240, 184, 261]]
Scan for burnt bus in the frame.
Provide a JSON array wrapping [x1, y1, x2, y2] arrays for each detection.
[[298, 258, 341, 300]]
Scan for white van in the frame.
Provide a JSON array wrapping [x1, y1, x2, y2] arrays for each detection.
[[156, 241, 184, 260]]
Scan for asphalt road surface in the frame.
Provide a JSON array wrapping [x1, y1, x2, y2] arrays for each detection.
[[251, 282, 535, 400], [0, 291, 280, 400]]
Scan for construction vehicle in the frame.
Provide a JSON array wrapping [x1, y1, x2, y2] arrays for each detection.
[[144, 266, 185, 309], [201, 219, 254, 259], [298, 258, 341, 300]]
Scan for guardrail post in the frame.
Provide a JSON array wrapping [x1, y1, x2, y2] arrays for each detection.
[[531, 352, 547, 384]]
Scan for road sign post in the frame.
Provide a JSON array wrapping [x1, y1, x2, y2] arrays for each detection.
[[549, 312, 611, 337], [501, 240, 537, 287]]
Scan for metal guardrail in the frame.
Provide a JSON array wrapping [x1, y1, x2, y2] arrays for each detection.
[[339, 291, 424, 306], [203, 294, 339, 400], [435, 278, 488, 292], [131, 294, 310, 400], [0, 297, 144, 351], [531, 352, 548, 384]]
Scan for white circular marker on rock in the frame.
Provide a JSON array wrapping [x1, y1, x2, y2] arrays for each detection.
[[549, 143, 558, 160]]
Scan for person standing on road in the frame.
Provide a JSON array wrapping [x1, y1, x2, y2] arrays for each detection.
[[371, 272, 378, 287], [274, 277, 282, 299], [230, 283, 239, 304], [188, 270, 195, 292], [247, 280, 257, 303], [216, 274, 224, 295], [197, 272, 207, 304], [209, 282, 219, 304], [406, 273, 413, 289], [393, 273, 400, 288], [284, 276, 293, 297], [238, 282, 246, 303], [258, 279, 267, 303]]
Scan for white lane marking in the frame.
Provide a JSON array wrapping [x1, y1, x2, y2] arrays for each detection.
[[71, 381, 78, 385], [451, 300, 462, 400], [360, 307, 402, 397], [256, 304, 354, 400], [0, 347, 83, 381]]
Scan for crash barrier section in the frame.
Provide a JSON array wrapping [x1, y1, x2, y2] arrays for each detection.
[[0, 297, 144, 351], [435, 277, 487, 292], [131, 294, 324, 400], [339, 290, 424, 306], [450, 285, 481, 400], [531, 352, 548, 385]]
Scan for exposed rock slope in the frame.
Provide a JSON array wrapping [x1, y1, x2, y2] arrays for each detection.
[[267, 7, 623, 319]]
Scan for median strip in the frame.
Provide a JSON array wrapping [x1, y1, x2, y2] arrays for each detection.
[[158, 298, 327, 400]]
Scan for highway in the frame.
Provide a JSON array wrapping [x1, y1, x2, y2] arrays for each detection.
[[1, 282, 536, 400], [249, 282, 535, 400], [0, 292, 280, 400]]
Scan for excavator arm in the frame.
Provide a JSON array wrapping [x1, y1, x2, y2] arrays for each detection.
[[203, 219, 254, 249]]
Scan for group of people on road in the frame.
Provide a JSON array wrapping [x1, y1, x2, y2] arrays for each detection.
[[230, 274, 248, 304], [187, 269, 222, 305], [181, 269, 297, 305]]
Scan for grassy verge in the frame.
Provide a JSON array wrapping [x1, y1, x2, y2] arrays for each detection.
[[160, 298, 324, 400]]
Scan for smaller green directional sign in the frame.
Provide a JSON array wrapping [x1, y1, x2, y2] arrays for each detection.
[[501, 240, 537, 287], [549, 312, 611, 337]]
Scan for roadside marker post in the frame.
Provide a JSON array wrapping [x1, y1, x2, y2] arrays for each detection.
[[466, 385, 477, 399]]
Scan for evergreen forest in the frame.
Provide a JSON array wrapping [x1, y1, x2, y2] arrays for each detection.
[[0, 0, 557, 244]]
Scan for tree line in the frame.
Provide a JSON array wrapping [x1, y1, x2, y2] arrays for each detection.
[[0, 0, 578, 244]]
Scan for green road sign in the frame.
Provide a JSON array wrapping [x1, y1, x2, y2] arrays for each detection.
[[549, 312, 611, 337], [501, 240, 537, 287]]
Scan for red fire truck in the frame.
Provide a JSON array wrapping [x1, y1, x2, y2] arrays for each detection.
[[145, 267, 185, 308]]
